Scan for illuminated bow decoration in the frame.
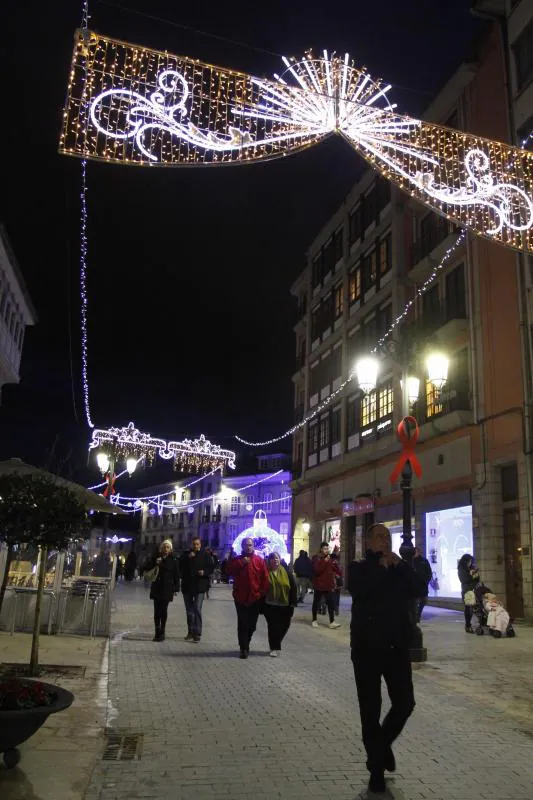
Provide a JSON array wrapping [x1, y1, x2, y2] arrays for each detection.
[[102, 472, 116, 498], [59, 31, 533, 253], [389, 416, 422, 485]]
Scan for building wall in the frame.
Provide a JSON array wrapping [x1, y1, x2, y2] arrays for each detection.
[[0, 227, 36, 402]]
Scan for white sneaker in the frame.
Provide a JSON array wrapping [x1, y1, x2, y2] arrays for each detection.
[[329, 622, 341, 629], [312, 620, 319, 628], [270, 651, 278, 657]]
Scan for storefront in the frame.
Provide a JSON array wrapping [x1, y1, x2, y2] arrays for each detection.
[[425, 504, 473, 599], [323, 518, 341, 551]]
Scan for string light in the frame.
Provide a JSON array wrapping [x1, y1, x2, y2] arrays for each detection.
[[60, 33, 533, 253], [235, 231, 465, 446], [89, 422, 236, 473]]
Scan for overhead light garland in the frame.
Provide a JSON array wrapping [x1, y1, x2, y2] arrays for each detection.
[[89, 422, 236, 473], [59, 32, 533, 253]]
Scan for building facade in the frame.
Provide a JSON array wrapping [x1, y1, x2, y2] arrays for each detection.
[[0, 226, 36, 403], [291, 21, 533, 617], [139, 454, 292, 559]]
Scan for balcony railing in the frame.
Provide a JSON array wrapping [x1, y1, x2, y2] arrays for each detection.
[[417, 298, 467, 337]]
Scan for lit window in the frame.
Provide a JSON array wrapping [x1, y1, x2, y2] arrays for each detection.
[[379, 382, 393, 419], [349, 268, 361, 303], [426, 381, 443, 418], [361, 391, 377, 428], [334, 284, 343, 318], [280, 492, 291, 513], [263, 492, 273, 513], [230, 496, 240, 515], [319, 417, 329, 448]]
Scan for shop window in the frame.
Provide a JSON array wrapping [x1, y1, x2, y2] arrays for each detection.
[[378, 381, 393, 419], [426, 380, 443, 418], [426, 505, 473, 598], [361, 390, 377, 428], [349, 266, 361, 304], [334, 283, 343, 319]]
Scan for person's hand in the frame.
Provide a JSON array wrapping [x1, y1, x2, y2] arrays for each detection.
[[156, 557, 162, 565], [242, 557, 251, 565], [189, 552, 196, 558], [198, 569, 204, 576]]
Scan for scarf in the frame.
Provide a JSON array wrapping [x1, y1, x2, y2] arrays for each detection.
[[266, 566, 290, 606]]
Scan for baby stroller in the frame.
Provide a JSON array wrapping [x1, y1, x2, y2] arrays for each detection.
[[472, 584, 516, 638]]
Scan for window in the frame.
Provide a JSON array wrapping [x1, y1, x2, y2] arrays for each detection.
[[229, 522, 238, 539], [312, 253, 323, 288], [308, 423, 318, 454], [378, 304, 392, 339], [445, 264, 466, 320], [311, 305, 320, 340], [246, 494, 254, 509], [279, 522, 289, 537], [334, 226, 344, 261], [363, 249, 377, 292], [349, 204, 362, 243], [347, 395, 360, 436], [378, 381, 393, 419], [321, 292, 334, 334], [363, 314, 377, 350], [319, 416, 329, 448], [263, 492, 273, 513], [331, 407, 341, 442], [230, 496, 240, 515], [361, 390, 377, 428], [362, 189, 376, 230], [426, 506, 473, 598], [280, 491, 291, 513], [334, 283, 343, 318], [426, 380, 442, 418], [331, 345, 342, 380], [376, 178, 391, 213], [309, 360, 320, 396], [513, 19, 533, 91], [323, 238, 335, 274], [349, 266, 361, 304], [378, 233, 392, 276], [422, 284, 440, 320]]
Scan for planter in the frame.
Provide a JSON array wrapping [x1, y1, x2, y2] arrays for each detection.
[[0, 682, 74, 768]]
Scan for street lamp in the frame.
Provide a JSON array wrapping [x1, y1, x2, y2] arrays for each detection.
[[302, 522, 311, 534], [126, 458, 137, 476], [426, 352, 449, 390], [96, 452, 110, 474]]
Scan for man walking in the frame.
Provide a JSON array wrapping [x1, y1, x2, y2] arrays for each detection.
[[226, 537, 269, 659], [179, 537, 213, 643], [348, 524, 427, 794], [293, 549, 313, 604], [413, 547, 432, 622], [311, 542, 341, 629]]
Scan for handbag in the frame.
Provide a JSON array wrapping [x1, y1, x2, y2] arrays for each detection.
[[464, 589, 476, 606], [144, 565, 159, 583]]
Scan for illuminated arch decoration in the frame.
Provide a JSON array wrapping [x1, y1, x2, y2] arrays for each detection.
[[232, 510, 290, 562], [59, 30, 533, 253], [89, 421, 236, 473]]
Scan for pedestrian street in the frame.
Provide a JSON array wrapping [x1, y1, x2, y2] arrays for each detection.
[[84, 582, 533, 800]]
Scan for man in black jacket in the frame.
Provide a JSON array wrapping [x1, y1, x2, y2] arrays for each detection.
[[349, 524, 427, 795], [179, 538, 214, 642], [413, 547, 432, 622]]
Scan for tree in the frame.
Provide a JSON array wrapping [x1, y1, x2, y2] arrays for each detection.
[[0, 474, 87, 674]]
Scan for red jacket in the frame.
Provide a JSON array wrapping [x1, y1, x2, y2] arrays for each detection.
[[312, 555, 340, 592], [225, 554, 270, 606]]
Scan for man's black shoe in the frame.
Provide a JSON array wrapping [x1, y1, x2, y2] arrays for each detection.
[[384, 745, 396, 772], [192, 635, 201, 643], [184, 633, 194, 641], [368, 770, 386, 794], [239, 650, 248, 659]]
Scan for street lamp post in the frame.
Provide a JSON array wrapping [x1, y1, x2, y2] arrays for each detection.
[[356, 349, 449, 663]]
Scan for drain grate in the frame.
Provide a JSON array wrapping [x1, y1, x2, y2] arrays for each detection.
[[102, 730, 143, 761]]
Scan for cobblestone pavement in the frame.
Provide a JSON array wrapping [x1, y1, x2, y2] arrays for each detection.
[[84, 583, 533, 800]]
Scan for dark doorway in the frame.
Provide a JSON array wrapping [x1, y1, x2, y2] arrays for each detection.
[[503, 508, 524, 618]]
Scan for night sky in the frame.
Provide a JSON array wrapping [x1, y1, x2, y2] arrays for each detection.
[[0, 0, 483, 487]]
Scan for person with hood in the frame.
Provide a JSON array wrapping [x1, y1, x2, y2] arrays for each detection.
[[349, 524, 427, 795], [457, 553, 480, 633], [293, 549, 313, 604], [311, 542, 341, 629], [144, 539, 181, 642], [225, 537, 269, 659], [179, 537, 214, 642]]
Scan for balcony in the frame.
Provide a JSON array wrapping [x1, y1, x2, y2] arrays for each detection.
[[409, 221, 461, 281], [416, 299, 468, 342], [294, 404, 305, 424]]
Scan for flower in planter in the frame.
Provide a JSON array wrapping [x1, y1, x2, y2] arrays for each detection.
[[0, 679, 58, 711]]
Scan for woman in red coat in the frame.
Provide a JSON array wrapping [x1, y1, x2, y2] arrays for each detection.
[[226, 537, 269, 658], [312, 542, 341, 629]]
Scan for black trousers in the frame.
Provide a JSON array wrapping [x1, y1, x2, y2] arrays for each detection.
[[417, 596, 428, 621], [464, 604, 474, 626], [351, 646, 415, 773], [153, 599, 169, 630], [312, 590, 335, 623], [263, 604, 294, 650], [234, 600, 262, 651]]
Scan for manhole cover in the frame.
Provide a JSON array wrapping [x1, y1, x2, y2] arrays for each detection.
[[0, 664, 86, 679], [103, 730, 143, 761]]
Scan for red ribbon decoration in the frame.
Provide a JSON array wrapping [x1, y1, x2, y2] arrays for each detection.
[[103, 472, 116, 498], [389, 416, 422, 485]]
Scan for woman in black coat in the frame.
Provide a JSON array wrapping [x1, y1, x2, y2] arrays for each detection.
[[457, 553, 479, 633], [144, 540, 180, 641]]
